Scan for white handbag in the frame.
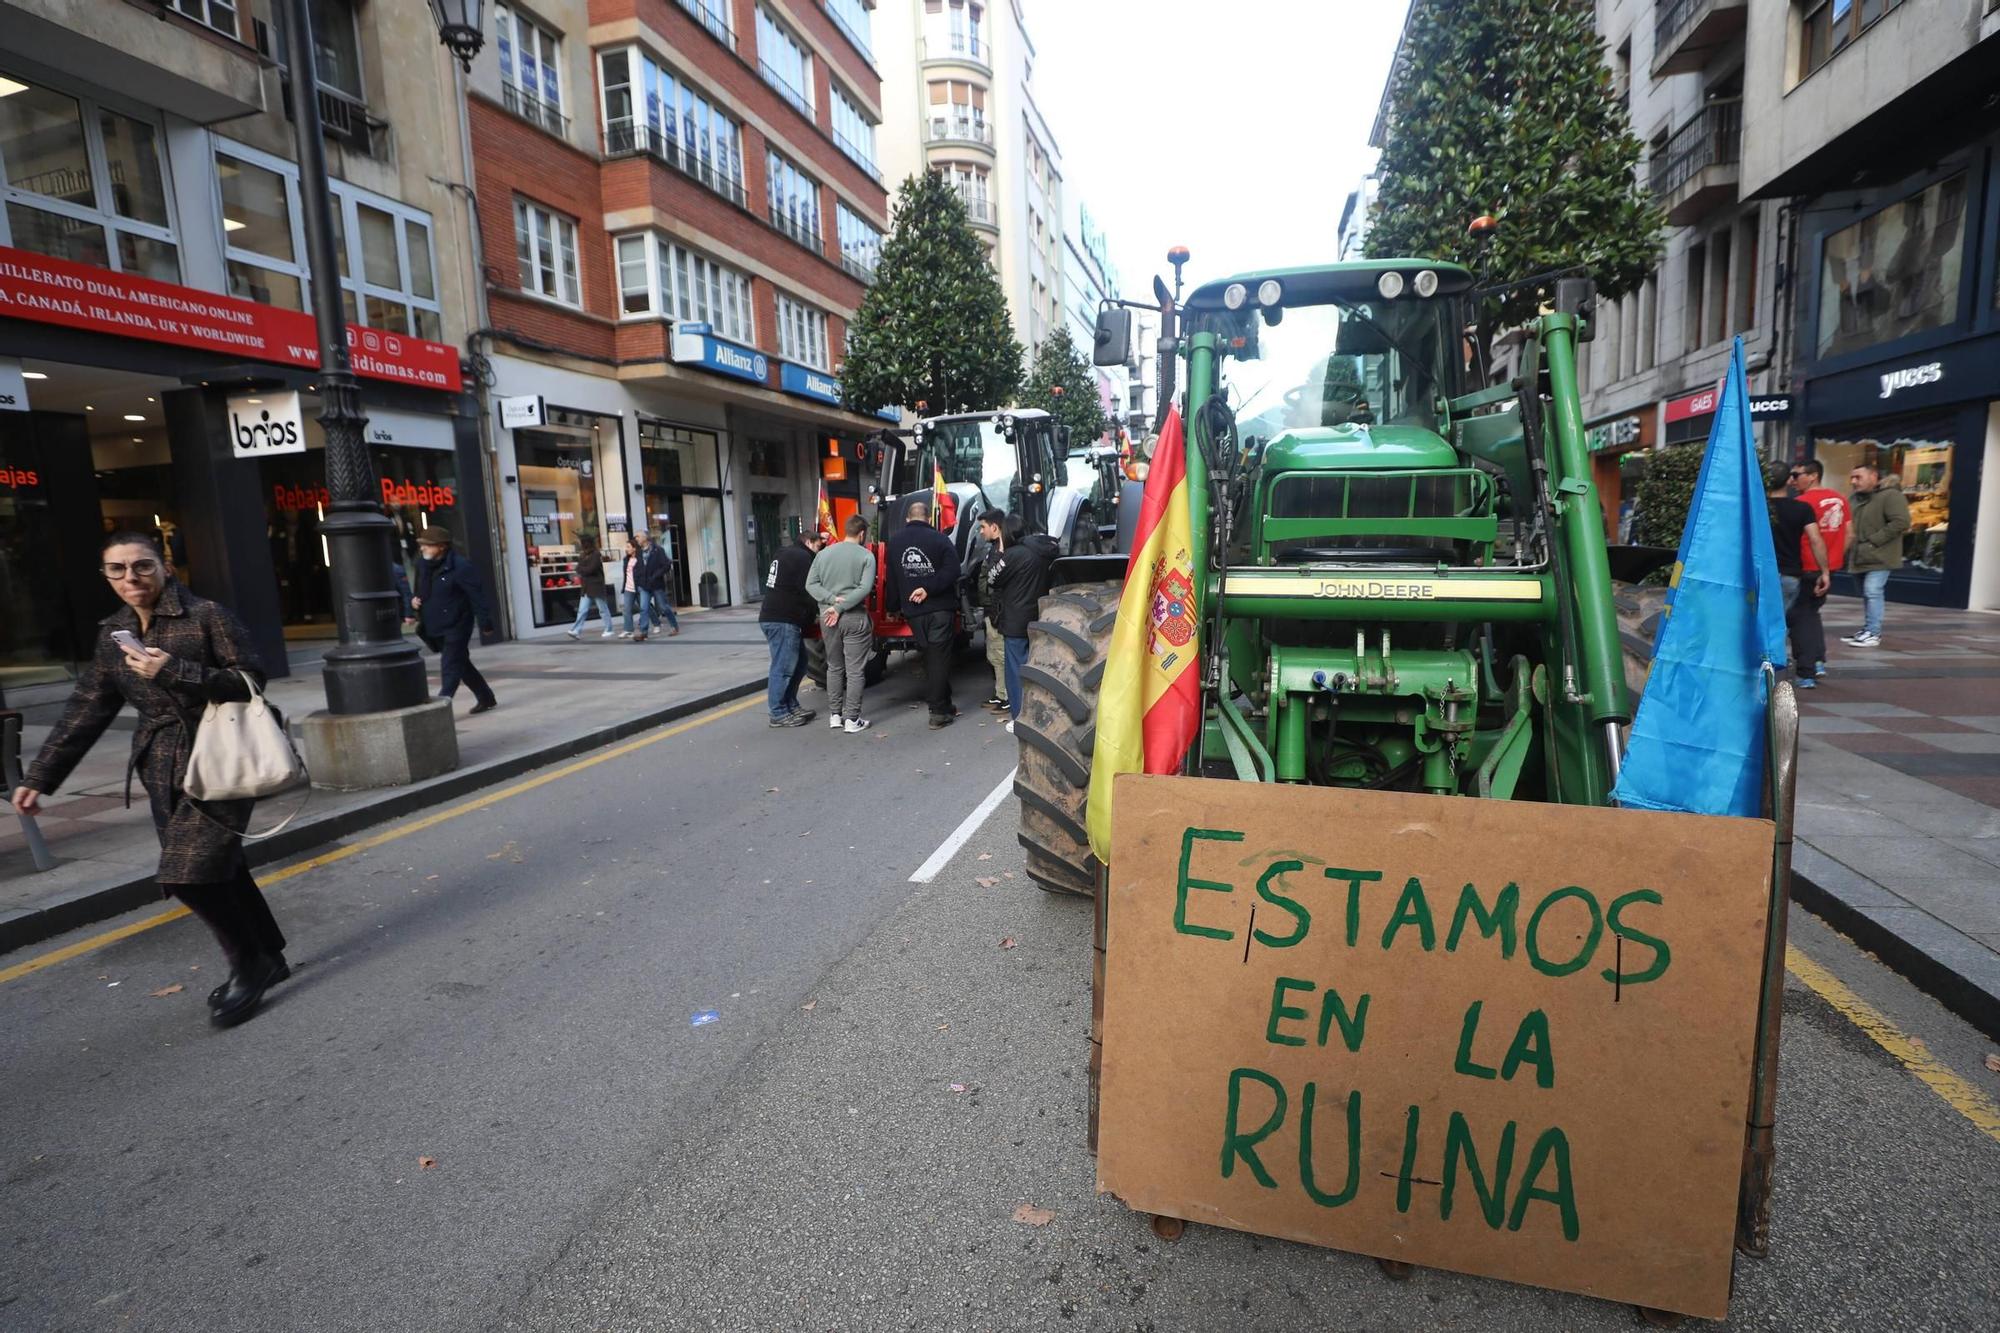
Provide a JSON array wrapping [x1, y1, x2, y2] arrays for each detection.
[[185, 671, 308, 806]]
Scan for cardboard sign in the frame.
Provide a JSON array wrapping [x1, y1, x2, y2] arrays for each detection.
[[1098, 775, 1774, 1320]]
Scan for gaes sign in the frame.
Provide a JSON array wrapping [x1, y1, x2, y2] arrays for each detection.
[[227, 391, 306, 458], [1097, 775, 1773, 1321]]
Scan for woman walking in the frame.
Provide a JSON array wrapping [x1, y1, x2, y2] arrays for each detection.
[[9, 532, 290, 1029], [619, 536, 648, 640], [566, 533, 615, 639]]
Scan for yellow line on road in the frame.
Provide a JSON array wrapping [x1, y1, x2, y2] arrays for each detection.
[[1786, 944, 2000, 1145], [0, 697, 761, 987]]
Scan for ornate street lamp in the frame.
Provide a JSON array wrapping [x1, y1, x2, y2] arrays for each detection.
[[428, 0, 487, 72]]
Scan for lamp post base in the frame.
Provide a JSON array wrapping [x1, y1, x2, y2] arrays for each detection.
[[298, 698, 459, 791]]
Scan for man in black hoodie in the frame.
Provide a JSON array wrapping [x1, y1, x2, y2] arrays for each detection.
[[989, 524, 1058, 732], [759, 529, 824, 727], [886, 499, 961, 728]]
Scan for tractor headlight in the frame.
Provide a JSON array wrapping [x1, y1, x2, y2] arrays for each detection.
[[1256, 279, 1283, 307], [1377, 271, 1406, 300], [1222, 282, 1248, 311], [1413, 269, 1440, 298]]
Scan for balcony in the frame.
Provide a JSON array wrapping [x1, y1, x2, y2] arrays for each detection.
[[926, 118, 994, 152], [840, 252, 878, 284], [760, 63, 813, 119], [1649, 97, 1741, 225], [923, 34, 991, 73], [604, 122, 749, 209], [832, 130, 883, 183], [501, 81, 570, 138], [951, 190, 997, 231], [676, 0, 735, 49], [770, 207, 827, 256], [1652, 0, 1747, 77], [282, 82, 376, 155]]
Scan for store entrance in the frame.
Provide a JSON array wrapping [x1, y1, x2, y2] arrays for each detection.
[[638, 418, 730, 608], [513, 412, 611, 628]]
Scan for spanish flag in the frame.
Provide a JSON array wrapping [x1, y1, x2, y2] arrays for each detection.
[[932, 459, 955, 531], [1086, 404, 1201, 862], [815, 480, 836, 543]]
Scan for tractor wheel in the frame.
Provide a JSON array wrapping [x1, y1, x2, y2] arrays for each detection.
[[1013, 580, 1121, 899]]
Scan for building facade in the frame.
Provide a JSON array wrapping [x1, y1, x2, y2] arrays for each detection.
[[1, 0, 493, 695], [1061, 197, 1121, 435], [462, 0, 897, 633]]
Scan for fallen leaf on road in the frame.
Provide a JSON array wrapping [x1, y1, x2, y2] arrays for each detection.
[[149, 984, 184, 998], [801, 1001, 817, 1011], [765, 786, 781, 794], [426, 874, 440, 881], [1002, 872, 1015, 879], [999, 938, 1018, 950], [977, 853, 993, 861], [1012, 1204, 1055, 1227], [976, 876, 999, 888], [485, 842, 518, 861], [949, 1083, 966, 1093], [1985, 1053, 2000, 1074], [418, 1157, 437, 1170], [937, 1023, 949, 1030]]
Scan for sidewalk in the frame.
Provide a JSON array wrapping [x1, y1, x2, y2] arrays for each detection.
[[2, 608, 772, 954], [1789, 596, 2000, 1039]]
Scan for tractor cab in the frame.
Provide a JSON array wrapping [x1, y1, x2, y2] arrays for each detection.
[[910, 410, 1066, 544]]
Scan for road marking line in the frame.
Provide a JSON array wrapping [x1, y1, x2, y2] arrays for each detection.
[[910, 768, 1018, 883], [0, 697, 763, 987], [1786, 944, 2000, 1146]]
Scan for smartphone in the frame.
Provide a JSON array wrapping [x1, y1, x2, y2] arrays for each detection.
[[110, 630, 144, 653]]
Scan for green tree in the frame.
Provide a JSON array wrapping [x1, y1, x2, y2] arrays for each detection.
[[1366, 0, 1663, 328], [1023, 324, 1109, 443], [841, 174, 1023, 416], [1632, 441, 1704, 558]]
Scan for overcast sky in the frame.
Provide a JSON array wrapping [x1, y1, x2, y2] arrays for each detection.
[[1027, 0, 1411, 297]]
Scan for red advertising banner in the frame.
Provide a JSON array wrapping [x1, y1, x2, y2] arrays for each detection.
[[0, 245, 461, 392], [1664, 383, 1720, 424]]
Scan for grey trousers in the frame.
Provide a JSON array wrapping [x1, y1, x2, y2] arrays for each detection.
[[826, 608, 873, 720], [984, 619, 1008, 702]]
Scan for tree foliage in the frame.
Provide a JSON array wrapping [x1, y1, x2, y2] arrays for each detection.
[[1366, 0, 1663, 327], [841, 173, 1022, 417], [1022, 325, 1109, 442], [1632, 441, 1704, 563]]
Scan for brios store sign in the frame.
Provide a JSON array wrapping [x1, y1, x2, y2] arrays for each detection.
[[227, 391, 306, 458]]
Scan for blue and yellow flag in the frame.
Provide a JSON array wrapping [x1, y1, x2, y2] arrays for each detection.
[[1614, 337, 1788, 817]]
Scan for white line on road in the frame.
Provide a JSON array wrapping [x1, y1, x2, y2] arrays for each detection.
[[910, 767, 1018, 883]]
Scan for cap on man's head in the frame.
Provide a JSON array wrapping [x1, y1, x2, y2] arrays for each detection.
[[418, 526, 453, 546]]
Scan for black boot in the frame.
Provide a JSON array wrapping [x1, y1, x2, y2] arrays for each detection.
[[210, 952, 288, 1028], [209, 953, 288, 1008]]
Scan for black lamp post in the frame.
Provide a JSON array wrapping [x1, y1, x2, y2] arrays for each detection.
[[274, 0, 484, 714]]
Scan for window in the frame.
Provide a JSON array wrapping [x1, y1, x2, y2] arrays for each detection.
[[1799, 0, 1904, 81], [303, 0, 364, 100], [933, 164, 989, 223], [826, 0, 874, 58], [613, 232, 754, 343], [926, 80, 987, 141], [1733, 215, 1759, 333], [1683, 241, 1706, 350], [777, 294, 830, 369], [1817, 173, 1967, 361], [1812, 421, 1953, 574], [836, 203, 881, 282], [214, 141, 442, 336], [166, 0, 240, 37], [598, 49, 745, 206], [1707, 226, 1731, 347], [0, 76, 179, 281], [830, 84, 878, 177], [496, 3, 566, 133], [765, 150, 822, 252], [678, 0, 735, 47], [513, 199, 581, 306], [756, 7, 814, 116]]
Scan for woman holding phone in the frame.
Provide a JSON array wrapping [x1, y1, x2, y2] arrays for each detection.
[[9, 532, 291, 1028]]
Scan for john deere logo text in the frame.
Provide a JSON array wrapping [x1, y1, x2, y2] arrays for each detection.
[[1314, 580, 1437, 600]]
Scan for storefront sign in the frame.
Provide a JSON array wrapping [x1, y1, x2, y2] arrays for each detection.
[[499, 394, 546, 428], [1584, 415, 1641, 452], [1663, 386, 1719, 424], [1878, 361, 1943, 400], [0, 356, 28, 412], [365, 407, 455, 450], [1801, 330, 2000, 424], [0, 465, 39, 488], [380, 478, 455, 508], [780, 361, 842, 405], [671, 322, 768, 385], [272, 481, 332, 512], [1748, 395, 1792, 420], [227, 391, 306, 458], [606, 513, 630, 533], [0, 245, 462, 392]]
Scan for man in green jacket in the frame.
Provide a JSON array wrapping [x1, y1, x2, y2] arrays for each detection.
[[1842, 464, 1910, 648], [807, 514, 878, 732]]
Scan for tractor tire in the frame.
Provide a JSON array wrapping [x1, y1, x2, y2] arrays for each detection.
[[1013, 580, 1121, 899], [804, 635, 889, 688]]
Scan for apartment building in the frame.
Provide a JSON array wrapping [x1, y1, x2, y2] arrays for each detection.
[[1061, 198, 1122, 436], [873, 0, 1065, 350], [1, 0, 492, 692], [465, 0, 895, 631], [1337, 175, 1377, 262]]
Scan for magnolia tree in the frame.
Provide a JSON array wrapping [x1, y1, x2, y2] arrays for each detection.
[[1023, 325, 1110, 442]]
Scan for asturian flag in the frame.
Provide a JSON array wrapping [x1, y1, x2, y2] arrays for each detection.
[[1086, 405, 1202, 862]]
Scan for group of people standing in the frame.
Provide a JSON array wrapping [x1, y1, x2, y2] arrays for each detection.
[[1766, 457, 1912, 688], [565, 530, 681, 642]]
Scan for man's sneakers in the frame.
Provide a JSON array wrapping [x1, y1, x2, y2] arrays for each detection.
[[566, 628, 581, 640], [1795, 676, 1817, 690], [1005, 719, 1015, 734], [469, 699, 498, 715], [981, 695, 1008, 712], [928, 712, 955, 730], [600, 629, 617, 639], [844, 718, 872, 734], [829, 712, 845, 729], [770, 709, 815, 728], [1841, 631, 1882, 647]]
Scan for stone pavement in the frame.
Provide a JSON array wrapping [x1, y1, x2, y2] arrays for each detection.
[[1790, 595, 2000, 1039], [1, 607, 772, 953]]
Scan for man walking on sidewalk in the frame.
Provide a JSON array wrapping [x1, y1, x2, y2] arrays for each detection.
[[988, 521, 1058, 735], [1789, 460, 1848, 685], [808, 515, 877, 733], [976, 512, 1009, 713], [1766, 465, 1830, 684], [413, 527, 498, 715], [760, 527, 824, 727], [1844, 463, 1910, 648], [630, 529, 678, 642], [886, 499, 961, 728]]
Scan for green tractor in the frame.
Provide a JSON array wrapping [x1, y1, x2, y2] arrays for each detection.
[[1013, 254, 1669, 898]]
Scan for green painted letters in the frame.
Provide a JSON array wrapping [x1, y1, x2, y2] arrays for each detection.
[[1175, 827, 1245, 940], [1453, 1001, 1498, 1080], [1265, 977, 1313, 1048], [1221, 1067, 1286, 1188], [1380, 876, 1438, 952], [1446, 881, 1520, 957], [1316, 987, 1371, 1053], [1500, 1010, 1556, 1089], [1441, 1110, 1517, 1229], [1524, 886, 1604, 977], [1299, 1084, 1362, 1208], [1253, 860, 1311, 948], [1507, 1126, 1580, 1241], [1601, 889, 1673, 986], [1325, 867, 1386, 947], [1395, 1103, 1421, 1215]]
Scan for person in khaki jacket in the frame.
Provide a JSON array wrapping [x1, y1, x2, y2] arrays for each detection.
[[806, 515, 877, 733], [1842, 464, 1911, 648]]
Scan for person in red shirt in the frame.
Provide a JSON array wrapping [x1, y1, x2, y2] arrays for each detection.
[[1789, 459, 1849, 689]]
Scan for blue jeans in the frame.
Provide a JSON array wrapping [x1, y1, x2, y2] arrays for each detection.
[[761, 622, 806, 718], [623, 588, 676, 634], [1004, 636, 1030, 719], [1860, 569, 1890, 637], [570, 592, 614, 633]]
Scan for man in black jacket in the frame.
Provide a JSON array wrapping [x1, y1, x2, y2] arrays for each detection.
[[759, 528, 824, 727], [886, 499, 961, 728], [630, 529, 677, 641], [413, 526, 498, 715], [989, 527, 1059, 731]]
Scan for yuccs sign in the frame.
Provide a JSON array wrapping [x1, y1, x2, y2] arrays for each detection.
[[1098, 775, 1773, 1320]]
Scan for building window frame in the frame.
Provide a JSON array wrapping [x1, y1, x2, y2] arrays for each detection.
[[835, 203, 881, 283], [613, 231, 755, 343], [755, 5, 815, 117], [765, 149, 823, 254], [1796, 0, 1906, 84], [829, 81, 880, 179], [776, 293, 830, 370], [825, 0, 875, 61], [1805, 163, 1975, 372], [513, 197, 582, 308], [677, 0, 736, 48], [598, 47, 747, 208], [164, 0, 242, 39], [495, 2, 568, 135]]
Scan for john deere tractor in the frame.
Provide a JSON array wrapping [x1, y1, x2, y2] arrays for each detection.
[[1013, 256, 1668, 898]]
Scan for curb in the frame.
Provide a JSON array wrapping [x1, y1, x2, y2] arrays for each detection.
[[0, 679, 764, 959], [1790, 842, 2000, 1043]]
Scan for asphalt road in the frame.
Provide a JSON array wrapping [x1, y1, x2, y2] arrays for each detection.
[[3, 656, 1998, 1332]]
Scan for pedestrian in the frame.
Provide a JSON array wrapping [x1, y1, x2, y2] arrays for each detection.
[[627, 529, 677, 642], [566, 533, 616, 640], [976, 512, 1009, 713], [619, 536, 644, 639], [886, 499, 961, 729], [413, 526, 498, 714], [1843, 463, 1910, 648], [988, 516, 1059, 734], [759, 526, 824, 727], [1765, 466, 1830, 671], [1788, 460, 1849, 686], [9, 532, 290, 1028], [807, 514, 877, 733]]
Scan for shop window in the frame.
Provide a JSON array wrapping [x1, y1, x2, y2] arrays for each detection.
[[766, 150, 822, 253], [599, 48, 745, 206], [165, 0, 241, 38], [836, 204, 881, 283], [777, 295, 829, 370], [514, 426, 604, 627], [0, 74, 180, 280], [831, 84, 878, 177], [513, 198, 582, 307], [496, 3, 566, 133], [639, 418, 728, 607], [1811, 420, 1953, 575], [1816, 173, 1967, 361], [756, 6, 814, 116]]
